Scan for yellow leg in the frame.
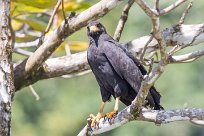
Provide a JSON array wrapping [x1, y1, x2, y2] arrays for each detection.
[[105, 97, 120, 119], [90, 102, 106, 127]]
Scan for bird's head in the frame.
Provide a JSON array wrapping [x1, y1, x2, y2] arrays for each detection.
[[87, 21, 106, 37]]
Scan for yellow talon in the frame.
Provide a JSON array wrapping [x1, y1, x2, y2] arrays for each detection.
[[90, 112, 103, 128], [105, 110, 118, 119]]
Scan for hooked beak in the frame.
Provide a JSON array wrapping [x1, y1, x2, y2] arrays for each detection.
[[89, 25, 100, 33]]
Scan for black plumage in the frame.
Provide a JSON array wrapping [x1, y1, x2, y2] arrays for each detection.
[[87, 21, 163, 110]]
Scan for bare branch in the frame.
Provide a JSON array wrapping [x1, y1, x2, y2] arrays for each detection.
[[179, 1, 193, 24], [61, 0, 68, 24], [159, 0, 187, 16], [140, 34, 153, 65], [127, 24, 204, 55], [169, 49, 204, 63], [135, 0, 158, 16], [65, 39, 71, 56], [14, 24, 204, 90], [29, 85, 40, 101], [113, 0, 134, 41], [14, 51, 89, 90], [13, 48, 33, 56], [61, 70, 91, 78], [37, 0, 62, 47], [15, 39, 38, 48], [45, 0, 61, 33], [154, 0, 159, 11], [78, 107, 204, 135]]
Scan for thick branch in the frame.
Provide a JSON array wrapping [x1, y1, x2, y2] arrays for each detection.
[[127, 24, 204, 55], [78, 107, 204, 135], [14, 24, 204, 90], [14, 51, 89, 91]]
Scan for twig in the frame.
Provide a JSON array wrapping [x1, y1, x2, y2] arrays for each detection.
[[29, 85, 40, 101], [15, 39, 38, 48], [154, 0, 159, 11], [190, 119, 204, 126], [159, 0, 187, 16], [179, 1, 193, 24], [14, 48, 33, 56], [167, 45, 181, 55], [61, 70, 91, 78], [45, 0, 62, 33], [113, 0, 134, 42], [140, 34, 153, 66], [37, 0, 62, 47], [65, 39, 71, 56], [61, 0, 68, 24], [135, 0, 158, 16], [147, 58, 154, 74], [169, 49, 204, 63]]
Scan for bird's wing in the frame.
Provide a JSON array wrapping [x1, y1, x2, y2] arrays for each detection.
[[102, 40, 143, 91], [109, 39, 147, 75]]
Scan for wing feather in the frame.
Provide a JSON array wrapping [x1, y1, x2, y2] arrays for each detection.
[[102, 41, 143, 91]]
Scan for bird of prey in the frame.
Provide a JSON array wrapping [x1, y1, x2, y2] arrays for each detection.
[[87, 21, 163, 127]]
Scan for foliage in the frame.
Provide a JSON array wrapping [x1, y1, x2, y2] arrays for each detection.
[[11, 0, 90, 52]]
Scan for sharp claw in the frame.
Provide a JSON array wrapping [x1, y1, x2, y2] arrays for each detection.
[[89, 113, 103, 128], [104, 111, 118, 123], [103, 115, 107, 121], [95, 121, 99, 129], [89, 114, 96, 119]]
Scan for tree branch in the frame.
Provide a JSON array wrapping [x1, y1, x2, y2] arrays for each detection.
[[169, 49, 204, 63], [159, 0, 187, 16], [44, 0, 61, 34], [14, 24, 204, 90], [127, 24, 204, 55], [78, 107, 204, 135], [134, 0, 158, 16], [179, 1, 193, 24], [14, 51, 89, 91], [113, 0, 134, 41]]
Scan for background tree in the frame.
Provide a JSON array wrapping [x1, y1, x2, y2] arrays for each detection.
[[1, 0, 204, 135]]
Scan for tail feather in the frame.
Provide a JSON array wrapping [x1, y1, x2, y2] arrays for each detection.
[[149, 86, 164, 110]]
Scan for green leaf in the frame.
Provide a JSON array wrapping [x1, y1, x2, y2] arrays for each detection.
[[16, 15, 47, 31], [56, 41, 88, 52], [15, 0, 56, 9]]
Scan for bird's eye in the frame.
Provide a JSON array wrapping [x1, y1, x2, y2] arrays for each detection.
[[87, 26, 90, 31]]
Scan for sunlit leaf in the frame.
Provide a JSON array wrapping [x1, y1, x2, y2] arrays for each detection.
[[16, 16, 47, 31], [69, 41, 88, 51], [15, 0, 56, 9], [15, 34, 38, 42], [56, 41, 88, 52], [59, 2, 81, 11], [11, 2, 46, 17], [11, 19, 23, 31]]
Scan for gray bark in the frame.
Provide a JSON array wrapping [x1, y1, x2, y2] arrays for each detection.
[[0, 0, 15, 135]]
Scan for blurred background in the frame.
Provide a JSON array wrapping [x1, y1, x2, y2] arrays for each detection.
[[11, 0, 204, 135]]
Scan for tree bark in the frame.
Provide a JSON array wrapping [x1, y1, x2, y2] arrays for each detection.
[[0, 0, 15, 135]]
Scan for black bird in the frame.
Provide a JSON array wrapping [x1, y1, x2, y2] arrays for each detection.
[[87, 21, 163, 126]]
